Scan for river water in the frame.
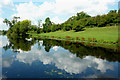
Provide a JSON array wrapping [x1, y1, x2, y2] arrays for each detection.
[[0, 35, 119, 79]]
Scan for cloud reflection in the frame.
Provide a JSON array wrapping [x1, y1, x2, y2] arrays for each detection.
[[0, 36, 9, 47], [16, 46, 114, 74]]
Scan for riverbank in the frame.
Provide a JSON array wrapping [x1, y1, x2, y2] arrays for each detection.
[[28, 26, 119, 50]]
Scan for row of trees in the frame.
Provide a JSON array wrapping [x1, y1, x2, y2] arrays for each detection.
[[42, 10, 119, 32], [3, 10, 119, 36], [42, 12, 90, 33]]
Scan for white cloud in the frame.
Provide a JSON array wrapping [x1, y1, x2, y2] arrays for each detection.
[[12, 0, 117, 24], [51, 17, 62, 24], [54, 0, 117, 16], [0, 0, 13, 15], [0, 18, 9, 30], [12, 1, 56, 25], [0, 0, 14, 30], [0, 0, 13, 8]]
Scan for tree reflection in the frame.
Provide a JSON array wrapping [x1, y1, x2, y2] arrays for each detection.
[[42, 39, 119, 62], [42, 39, 52, 52], [3, 35, 119, 62], [3, 35, 36, 52]]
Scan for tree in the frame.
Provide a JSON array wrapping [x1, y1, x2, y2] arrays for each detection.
[[118, 9, 120, 25], [7, 20, 32, 38], [3, 17, 20, 28], [51, 24, 57, 32], [43, 17, 52, 33], [63, 24, 72, 31], [73, 21, 84, 32], [37, 27, 43, 34], [76, 11, 91, 20], [30, 25, 38, 31], [3, 18, 9, 26], [38, 19, 42, 27], [13, 16, 20, 23]]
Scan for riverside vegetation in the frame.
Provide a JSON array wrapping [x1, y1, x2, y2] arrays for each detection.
[[2, 10, 120, 50], [1, 8, 120, 78]]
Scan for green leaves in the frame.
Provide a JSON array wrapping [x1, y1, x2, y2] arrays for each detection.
[[7, 20, 32, 38], [76, 11, 91, 20], [43, 17, 52, 33]]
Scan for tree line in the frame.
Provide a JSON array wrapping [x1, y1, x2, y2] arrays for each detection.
[[42, 10, 119, 32], [3, 10, 119, 38]]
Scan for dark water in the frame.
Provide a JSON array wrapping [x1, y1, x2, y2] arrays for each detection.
[[0, 35, 119, 79]]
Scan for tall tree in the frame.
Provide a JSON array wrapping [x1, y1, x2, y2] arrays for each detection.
[[43, 17, 52, 33]]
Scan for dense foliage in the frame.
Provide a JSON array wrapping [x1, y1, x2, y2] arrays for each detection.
[[7, 20, 32, 38], [42, 10, 119, 32], [3, 17, 40, 38], [43, 17, 52, 33], [3, 36, 36, 52], [3, 10, 119, 36]]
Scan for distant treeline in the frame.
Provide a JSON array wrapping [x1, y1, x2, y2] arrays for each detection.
[[3, 10, 120, 38], [42, 10, 119, 32]]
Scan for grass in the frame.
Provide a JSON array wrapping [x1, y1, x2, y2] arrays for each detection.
[[29, 26, 119, 43], [0, 31, 3, 35]]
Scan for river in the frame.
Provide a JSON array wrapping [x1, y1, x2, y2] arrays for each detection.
[[0, 35, 119, 79]]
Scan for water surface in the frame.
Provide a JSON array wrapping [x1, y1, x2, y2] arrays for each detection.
[[1, 35, 119, 78]]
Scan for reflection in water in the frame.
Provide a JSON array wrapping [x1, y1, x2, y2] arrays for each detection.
[[0, 49, 1, 79], [16, 47, 114, 74], [3, 35, 36, 52], [0, 36, 9, 79], [1, 36, 119, 78], [42, 39, 119, 62], [53, 46, 59, 51]]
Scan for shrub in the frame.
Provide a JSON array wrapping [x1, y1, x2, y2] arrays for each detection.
[[65, 41, 71, 43], [88, 37, 92, 42], [81, 42, 85, 45], [76, 37, 79, 40], [92, 43, 96, 46], [76, 42, 79, 44], [81, 37, 85, 41], [66, 36, 71, 39], [51, 36, 54, 38], [92, 38, 96, 41]]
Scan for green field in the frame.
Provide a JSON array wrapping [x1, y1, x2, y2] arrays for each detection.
[[29, 26, 119, 43]]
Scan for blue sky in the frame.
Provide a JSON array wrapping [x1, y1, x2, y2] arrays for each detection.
[[0, 0, 119, 30]]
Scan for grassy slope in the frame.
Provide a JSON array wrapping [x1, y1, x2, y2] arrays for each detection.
[[30, 26, 118, 43]]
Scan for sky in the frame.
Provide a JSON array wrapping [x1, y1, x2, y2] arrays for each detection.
[[0, 0, 119, 30]]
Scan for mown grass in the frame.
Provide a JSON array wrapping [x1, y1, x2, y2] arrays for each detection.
[[29, 26, 119, 43]]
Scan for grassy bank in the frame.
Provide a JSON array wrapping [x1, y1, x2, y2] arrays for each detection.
[[29, 26, 118, 43], [29, 26, 118, 49], [28, 26, 119, 50]]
